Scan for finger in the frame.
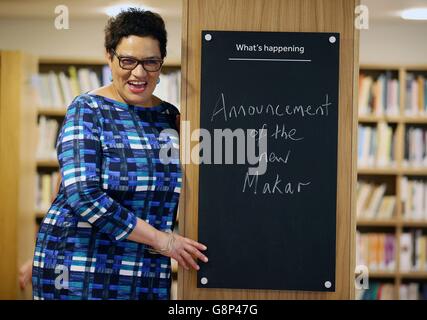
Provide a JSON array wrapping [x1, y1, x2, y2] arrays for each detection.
[[175, 255, 189, 271], [185, 238, 207, 251], [181, 251, 199, 270], [185, 245, 208, 263]]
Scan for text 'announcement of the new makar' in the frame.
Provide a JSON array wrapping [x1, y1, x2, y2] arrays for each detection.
[[198, 31, 340, 291]]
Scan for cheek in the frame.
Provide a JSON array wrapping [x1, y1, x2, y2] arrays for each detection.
[[150, 73, 161, 87], [112, 67, 130, 82]]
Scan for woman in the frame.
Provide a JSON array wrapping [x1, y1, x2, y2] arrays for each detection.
[[32, 8, 208, 300]]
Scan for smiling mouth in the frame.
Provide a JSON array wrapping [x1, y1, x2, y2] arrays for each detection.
[[127, 80, 148, 93]]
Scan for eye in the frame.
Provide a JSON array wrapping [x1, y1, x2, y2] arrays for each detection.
[[121, 58, 137, 66], [144, 59, 161, 66]]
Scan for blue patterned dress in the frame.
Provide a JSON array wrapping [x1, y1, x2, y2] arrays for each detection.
[[32, 93, 181, 300]]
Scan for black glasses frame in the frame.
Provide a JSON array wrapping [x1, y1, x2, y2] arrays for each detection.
[[111, 49, 164, 72]]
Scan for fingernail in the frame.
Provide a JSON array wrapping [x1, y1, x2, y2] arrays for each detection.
[[203, 246, 207, 250], [196, 265, 200, 270], [204, 257, 208, 262]]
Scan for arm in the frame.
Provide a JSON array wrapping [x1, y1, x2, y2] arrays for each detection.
[[128, 219, 208, 270], [59, 96, 207, 270], [58, 97, 136, 241]]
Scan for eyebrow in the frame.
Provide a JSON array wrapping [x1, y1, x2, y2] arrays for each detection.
[[117, 53, 162, 60]]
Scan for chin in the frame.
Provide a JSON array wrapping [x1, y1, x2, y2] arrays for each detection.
[[129, 94, 152, 105]]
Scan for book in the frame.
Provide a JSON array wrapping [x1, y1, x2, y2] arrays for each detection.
[[364, 183, 386, 219], [400, 233, 413, 272], [377, 196, 396, 219]]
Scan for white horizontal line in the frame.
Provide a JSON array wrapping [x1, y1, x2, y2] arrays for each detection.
[[228, 58, 311, 62]]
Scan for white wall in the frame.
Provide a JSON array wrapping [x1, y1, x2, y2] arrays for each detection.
[[0, 17, 182, 65], [360, 20, 427, 65], [1, 17, 426, 66]]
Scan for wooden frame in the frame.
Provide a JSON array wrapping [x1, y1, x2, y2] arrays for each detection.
[[0, 51, 37, 299], [179, 0, 359, 299]]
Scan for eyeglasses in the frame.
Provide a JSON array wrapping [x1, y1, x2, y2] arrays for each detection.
[[111, 49, 164, 72]]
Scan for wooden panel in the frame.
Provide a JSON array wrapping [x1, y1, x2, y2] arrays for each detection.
[[0, 51, 36, 299], [17, 53, 37, 299], [180, 0, 359, 299], [0, 51, 21, 299]]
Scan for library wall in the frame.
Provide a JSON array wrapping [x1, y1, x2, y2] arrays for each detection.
[[360, 21, 427, 65], [0, 17, 182, 65], [1, 17, 427, 66]]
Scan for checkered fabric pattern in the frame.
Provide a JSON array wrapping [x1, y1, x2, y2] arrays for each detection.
[[32, 94, 181, 300]]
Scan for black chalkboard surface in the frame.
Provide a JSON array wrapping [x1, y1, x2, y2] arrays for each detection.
[[197, 31, 340, 291]]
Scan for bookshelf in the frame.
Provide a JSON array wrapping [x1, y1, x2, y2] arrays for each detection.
[[33, 57, 181, 299], [357, 65, 427, 300]]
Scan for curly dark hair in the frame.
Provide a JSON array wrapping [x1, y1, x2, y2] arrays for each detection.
[[104, 8, 167, 59]]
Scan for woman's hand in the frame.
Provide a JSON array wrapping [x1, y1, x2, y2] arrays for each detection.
[[19, 259, 33, 290], [154, 231, 208, 271]]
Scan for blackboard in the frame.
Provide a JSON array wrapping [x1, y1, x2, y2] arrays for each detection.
[[197, 31, 340, 292]]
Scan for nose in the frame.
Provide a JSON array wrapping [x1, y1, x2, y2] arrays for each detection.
[[131, 62, 148, 78]]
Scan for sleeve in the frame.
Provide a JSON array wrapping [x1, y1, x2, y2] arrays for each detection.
[[57, 96, 137, 241]]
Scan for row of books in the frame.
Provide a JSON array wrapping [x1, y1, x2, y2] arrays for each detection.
[[357, 282, 427, 300], [356, 282, 395, 300], [400, 230, 427, 272], [403, 126, 427, 167], [401, 177, 427, 221], [357, 181, 395, 220], [36, 116, 59, 161], [35, 171, 60, 213], [400, 283, 427, 300], [356, 232, 396, 272], [357, 122, 396, 167], [32, 66, 181, 110], [154, 70, 181, 110], [405, 73, 427, 116], [357, 231, 427, 273], [358, 72, 399, 116], [32, 66, 108, 108]]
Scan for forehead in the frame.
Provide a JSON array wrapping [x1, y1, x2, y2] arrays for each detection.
[[116, 35, 161, 57]]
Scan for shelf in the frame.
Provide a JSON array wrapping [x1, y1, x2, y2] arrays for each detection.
[[357, 219, 398, 227], [357, 167, 399, 175], [357, 115, 427, 124], [401, 168, 427, 176], [358, 167, 427, 176], [37, 108, 67, 117], [39, 57, 106, 65], [358, 115, 401, 123], [357, 219, 427, 227], [360, 65, 401, 71], [39, 57, 181, 68], [368, 272, 397, 278], [37, 159, 59, 168], [401, 220, 427, 228], [402, 116, 427, 124], [399, 272, 427, 279]]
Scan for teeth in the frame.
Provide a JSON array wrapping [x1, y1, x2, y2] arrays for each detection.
[[128, 81, 146, 85]]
